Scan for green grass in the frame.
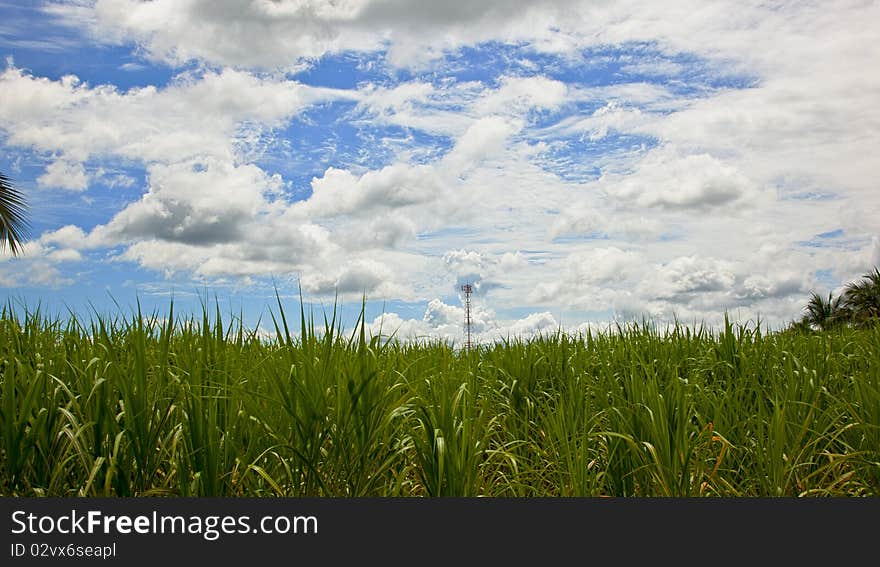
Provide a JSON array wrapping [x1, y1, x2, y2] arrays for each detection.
[[1, 300, 877, 496]]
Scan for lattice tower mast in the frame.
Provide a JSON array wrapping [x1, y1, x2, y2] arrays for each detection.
[[461, 283, 473, 351]]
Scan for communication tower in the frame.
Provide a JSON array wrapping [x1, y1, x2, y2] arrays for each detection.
[[461, 283, 473, 351]]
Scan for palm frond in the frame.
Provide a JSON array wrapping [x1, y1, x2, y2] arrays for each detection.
[[0, 171, 30, 256], [803, 291, 846, 331], [842, 267, 880, 327]]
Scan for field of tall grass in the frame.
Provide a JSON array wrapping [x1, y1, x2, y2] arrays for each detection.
[[1, 298, 877, 497]]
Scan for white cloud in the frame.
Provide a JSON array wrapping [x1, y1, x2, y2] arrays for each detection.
[[0, 64, 350, 169], [342, 213, 419, 250], [119, 240, 214, 278], [367, 312, 432, 342], [367, 298, 557, 344], [301, 258, 392, 295], [871, 237, 880, 270], [353, 79, 478, 137], [95, 159, 281, 245], [550, 208, 663, 241], [735, 272, 805, 302], [357, 81, 434, 117], [498, 311, 559, 339], [442, 116, 522, 173], [422, 298, 462, 328], [473, 76, 568, 117], [46, 248, 82, 262], [580, 101, 649, 142], [45, 0, 576, 69], [39, 225, 90, 249], [498, 251, 528, 271], [645, 255, 737, 299], [37, 158, 88, 191], [609, 146, 762, 211], [442, 249, 486, 278], [529, 247, 644, 308], [295, 163, 443, 219], [0, 240, 77, 288]]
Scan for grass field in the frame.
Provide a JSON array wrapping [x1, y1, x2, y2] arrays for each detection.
[[1, 299, 878, 497]]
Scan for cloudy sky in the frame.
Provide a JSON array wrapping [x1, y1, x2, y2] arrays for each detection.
[[1, 0, 879, 342]]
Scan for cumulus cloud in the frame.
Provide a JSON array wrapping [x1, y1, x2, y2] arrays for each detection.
[[550, 207, 663, 241], [342, 213, 419, 250], [589, 102, 653, 141], [39, 225, 90, 249], [356, 81, 435, 120], [522, 243, 821, 327], [95, 159, 281, 246], [115, 217, 340, 280], [500, 311, 559, 339], [0, 239, 80, 288], [295, 163, 443, 219], [529, 247, 644, 308], [442, 116, 522, 173], [367, 298, 557, 344], [608, 147, 762, 211], [735, 272, 805, 302], [37, 158, 88, 191], [442, 249, 486, 279], [45, 0, 576, 69], [0, 64, 349, 170], [644, 255, 737, 300], [498, 251, 528, 271], [473, 76, 568, 117], [301, 258, 392, 295], [420, 298, 461, 328]]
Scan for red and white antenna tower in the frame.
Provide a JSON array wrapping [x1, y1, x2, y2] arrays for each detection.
[[461, 282, 473, 351]]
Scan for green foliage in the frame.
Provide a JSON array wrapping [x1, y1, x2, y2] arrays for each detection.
[[843, 268, 880, 328], [803, 292, 847, 331], [0, 171, 29, 256], [0, 300, 878, 497], [799, 267, 880, 331]]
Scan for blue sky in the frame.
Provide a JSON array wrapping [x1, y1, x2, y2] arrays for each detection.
[[1, 1, 878, 341]]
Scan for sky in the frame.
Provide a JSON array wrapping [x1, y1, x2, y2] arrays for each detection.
[[1, 0, 879, 343]]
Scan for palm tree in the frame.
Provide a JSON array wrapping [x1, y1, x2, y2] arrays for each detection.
[[842, 267, 880, 327], [0, 171, 29, 256], [802, 291, 847, 331]]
